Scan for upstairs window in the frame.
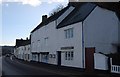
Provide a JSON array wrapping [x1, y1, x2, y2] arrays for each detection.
[[44, 37, 48, 46], [64, 28, 73, 39]]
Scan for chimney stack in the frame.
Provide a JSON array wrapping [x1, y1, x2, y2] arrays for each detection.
[[21, 38, 23, 40], [26, 37, 28, 40], [42, 15, 47, 22]]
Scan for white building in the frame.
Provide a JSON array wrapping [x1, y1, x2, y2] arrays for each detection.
[[31, 5, 75, 64], [24, 44, 31, 61], [14, 39, 31, 61], [56, 2, 119, 71], [21, 2, 120, 71]]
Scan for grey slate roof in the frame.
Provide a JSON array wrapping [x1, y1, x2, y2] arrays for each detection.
[[57, 2, 120, 29], [15, 39, 31, 47], [57, 3, 97, 29], [31, 2, 119, 32]]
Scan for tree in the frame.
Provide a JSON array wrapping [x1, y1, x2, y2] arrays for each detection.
[[49, 4, 65, 16]]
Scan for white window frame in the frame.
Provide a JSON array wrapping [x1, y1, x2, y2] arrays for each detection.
[[65, 51, 74, 60], [44, 37, 48, 46], [64, 28, 74, 39]]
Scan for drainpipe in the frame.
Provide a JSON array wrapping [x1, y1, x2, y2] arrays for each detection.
[[82, 21, 85, 68], [55, 20, 58, 65]]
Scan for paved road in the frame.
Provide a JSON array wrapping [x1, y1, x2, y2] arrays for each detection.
[[2, 56, 118, 77], [2, 56, 66, 77]]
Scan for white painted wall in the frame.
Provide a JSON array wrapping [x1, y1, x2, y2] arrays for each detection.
[[31, 21, 84, 68], [17, 46, 24, 59], [14, 44, 32, 61], [44, 21, 58, 64], [31, 29, 39, 62], [94, 53, 108, 70], [57, 22, 83, 68], [31, 21, 58, 64], [31, 30, 39, 53], [24, 44, 31, 61], [30, 6, 76, 64], [83, 6, 119, 54]]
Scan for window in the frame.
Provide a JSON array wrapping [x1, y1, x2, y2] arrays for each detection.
[[65, 51, 74, 60], [71, 51, 73, 60], [44, 37, 48, 46], [24, 47, 26, 50], [37, 40, 40, 51], [28, 47, 30, 50], [64, 28, 74, 39], [65, 52, 67, 60]]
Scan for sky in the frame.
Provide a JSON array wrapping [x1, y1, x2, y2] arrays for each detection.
[[0, 0, 68, 46]]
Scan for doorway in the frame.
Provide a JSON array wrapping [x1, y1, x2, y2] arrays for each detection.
[[85, 47, 95, 71], [57, 51, 61, 66]]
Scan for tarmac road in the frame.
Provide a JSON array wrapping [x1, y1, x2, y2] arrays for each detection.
[[2, 56, 66, 77], [2, 55, 119, 77]]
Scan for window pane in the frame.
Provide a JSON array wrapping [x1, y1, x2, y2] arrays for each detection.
[[69, 29, 71, 38], [64, 28, 74, 39], [64, 30, 67, 39], [65, 52, 67, 60], [71, 51, 73, 60], [66, 29, 68, 38], [68, 52, 70, 60]]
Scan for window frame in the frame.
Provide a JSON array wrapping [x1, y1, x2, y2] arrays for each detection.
[[64, 28, 74, 39], [65, 51, 74, 61]]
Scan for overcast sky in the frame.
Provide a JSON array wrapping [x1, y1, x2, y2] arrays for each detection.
[[0, 0, 68, 46]]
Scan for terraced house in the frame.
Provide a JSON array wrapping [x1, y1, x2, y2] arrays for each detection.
[[14, 2, 120, 72], [14, 38, 31, 61]]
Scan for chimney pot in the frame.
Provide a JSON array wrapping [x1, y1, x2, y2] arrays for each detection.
[[42, 15, 47, 22]]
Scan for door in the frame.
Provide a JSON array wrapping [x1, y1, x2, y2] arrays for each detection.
[[45, 54, 48, 63], [118, 46, 120, 52], [85, 47, 95, 71], [41, 54, 49, 63], [57, 51, 61, 66]]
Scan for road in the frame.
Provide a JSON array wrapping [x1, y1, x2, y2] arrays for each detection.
[[2, 56, 66, 77], [2, 56, 115, 77]]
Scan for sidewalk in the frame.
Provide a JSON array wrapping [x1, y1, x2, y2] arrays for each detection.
[[13, 57, 120, 77]]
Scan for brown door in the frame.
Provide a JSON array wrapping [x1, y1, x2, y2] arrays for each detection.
[[85, 47, 95, 71]]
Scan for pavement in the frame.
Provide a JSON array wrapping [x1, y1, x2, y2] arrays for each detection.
[[2, 55, 120, 77]]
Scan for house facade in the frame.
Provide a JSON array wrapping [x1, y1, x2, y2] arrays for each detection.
[[56, 3, 119, 70], [24, 44, 31, 61], [30, 5, 75, 64], [14, 2, 120, 71], [14, 39, 31, 61]]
